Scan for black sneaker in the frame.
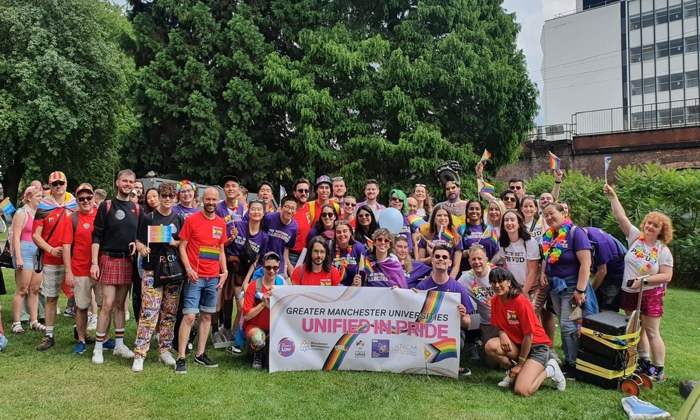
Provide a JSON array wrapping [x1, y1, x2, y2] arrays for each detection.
[[561, 363, 577, 380], [175, 358, 187, 374], [252, 351, 263, 370], [194, 352, 218, 368], [36, 336, 55, 351]]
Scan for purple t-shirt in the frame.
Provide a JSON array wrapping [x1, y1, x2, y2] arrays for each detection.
[[398, 216, 414, 253], [407, 261, 433, 289], [173, 204, 200, 219], [228, 220, 269, 271], [459, 223, 499, 271], [262, 212, 298, 274], [333, 242, 367, 286], [584, 226, 625, 282], [415, 276, 476, 313], [545, 226, 592, 279], [417, 232, 463, 258], [216, 200, 246, 238]]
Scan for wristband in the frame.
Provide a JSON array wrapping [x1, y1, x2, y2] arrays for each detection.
[[575, 287, 586, 294], [518, 356, 527, 363]]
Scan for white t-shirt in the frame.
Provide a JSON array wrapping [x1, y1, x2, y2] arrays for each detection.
[[526, 217, 545, 245], [457, 269, 491, 326], [493, 237, 540, 287], [622, 226, 673, 293]]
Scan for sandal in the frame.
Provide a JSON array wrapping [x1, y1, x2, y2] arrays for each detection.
[[11, 322, 25, 334], [31, 321, 46, 332]]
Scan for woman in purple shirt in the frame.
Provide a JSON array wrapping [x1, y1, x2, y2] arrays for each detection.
[[460, 200, 499, 272], [355, 229, 406, 288], [332, 221, 367, 286]]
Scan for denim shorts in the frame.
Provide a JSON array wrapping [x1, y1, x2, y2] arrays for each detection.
[[528, 344, 552, 367], [12, 240, 37, 269], [182, 277, 218, 314]]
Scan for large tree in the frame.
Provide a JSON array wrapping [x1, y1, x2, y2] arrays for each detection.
[[128, 0, 536, 195], [0, 0, 136, 200]]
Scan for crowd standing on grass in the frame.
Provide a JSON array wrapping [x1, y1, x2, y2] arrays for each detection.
[[0, 163, 675, 397]]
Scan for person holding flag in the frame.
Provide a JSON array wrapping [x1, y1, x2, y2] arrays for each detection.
[[332, 221, 367, 286], [131, 182, 184, 372], [416, 205, 463, 279], [354, 229, 407, 288]]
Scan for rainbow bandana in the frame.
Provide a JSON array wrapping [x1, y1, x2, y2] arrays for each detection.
[[423, 338, 458, 363], [199, 246, 220, 261], [542, 219, 573, 265], [322, 323, 371, 371]]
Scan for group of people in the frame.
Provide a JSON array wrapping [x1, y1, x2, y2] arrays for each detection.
[[0, 163, 675, 397]]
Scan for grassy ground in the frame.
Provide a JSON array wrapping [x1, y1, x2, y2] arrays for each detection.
[[0, 268, 698, 420]]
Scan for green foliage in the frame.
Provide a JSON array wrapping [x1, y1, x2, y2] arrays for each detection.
[[127, 0, 537, 195], [528, 164, 700, 286], [0, 0, 136, 199]]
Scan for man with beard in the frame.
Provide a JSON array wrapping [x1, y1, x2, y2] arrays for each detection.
[[356, 179, 385, 215], [91, 169, 140, 364], [291, 237, 340, 286], [175, 187, 227, 373], [289, 178, 311, 268], [331, 176, 347, 203], [437, 178, 469, 229]]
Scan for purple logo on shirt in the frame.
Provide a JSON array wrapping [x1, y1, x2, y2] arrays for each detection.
[[371, 339, 390, 358], [278, 337, 295, 357]]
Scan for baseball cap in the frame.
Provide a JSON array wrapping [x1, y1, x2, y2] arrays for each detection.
[[48, 171, 67, 184], [315, 175, 332, 188], [221, 175, 240, 186], [75, 183, 94, 195]]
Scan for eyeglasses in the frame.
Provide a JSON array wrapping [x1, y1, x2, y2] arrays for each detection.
[[503, 196, 517, 202], [357, 213, 371, 219], [264, 265, 279, 271], [161, 194, 176, 199], [51, 181, 65, 187], [77, 196, 93, 202], [390, 197, 401, 202], [296, 189, 309, 194], [321, 212, 335, 218], [509, 185, 523, 190], [374, 237, 391, 244], [433, 254, 450, 260]]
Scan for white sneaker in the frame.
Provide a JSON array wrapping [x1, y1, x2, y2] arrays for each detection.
[[159, 351, 177, 367], [113, 344, 135, 359], [212, 331, 232, 349], [92, 348, 104, 364], [132, 358, 144, 372], [497, 370, 513, 388], [546, 359, 566, 391], [87, 314, 97, 331]]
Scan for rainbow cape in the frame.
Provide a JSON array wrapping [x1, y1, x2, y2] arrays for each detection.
[[147, 225, 173, 244], [0, 198, 16, 216], [36, 193, 77, 218], [548, 151, 561, 171], [423, 338, 458, 363]]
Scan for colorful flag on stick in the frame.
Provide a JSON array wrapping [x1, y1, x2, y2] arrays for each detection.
[[147, 225, 173, 244], [0, 198, 16, 217], [604, 156, 613, 184], [480, 149, 492, 163], [407, 214, 427, 230], [477, 178, 496, 195], [548, 151, 561, 171]]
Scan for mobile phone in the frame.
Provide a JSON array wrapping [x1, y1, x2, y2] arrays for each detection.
[[626, 279, 635, 287]]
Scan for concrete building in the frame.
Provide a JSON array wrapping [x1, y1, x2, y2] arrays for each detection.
[[541, 0, 700, 134]]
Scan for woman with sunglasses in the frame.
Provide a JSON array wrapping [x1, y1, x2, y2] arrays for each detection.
[[393, 236, 432, 288], [413, 184, 433, 220], [353, 205, 379, 247], [354, 229, 407, 288], [339, 195, 357, 225], [459, 200, 499, 272], [332, 221, 367, 286], [484, 268, 566, 395], [416, 205, 463, 279], [307, 204, 337, 248], [500, 190, 520, 212]]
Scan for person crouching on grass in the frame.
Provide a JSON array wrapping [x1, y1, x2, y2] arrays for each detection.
[[484, 267, 566, 396], [243, 252, 286, 370]]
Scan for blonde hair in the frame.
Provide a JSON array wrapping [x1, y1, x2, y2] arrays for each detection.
[[641, 211, 674, 244], [22, 186, 39, 204], [467, 243, 488, 259]]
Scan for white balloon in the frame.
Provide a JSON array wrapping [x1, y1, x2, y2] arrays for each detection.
[[378, 208, 404, 234]]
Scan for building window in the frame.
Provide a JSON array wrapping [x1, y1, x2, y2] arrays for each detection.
[[657, 74, 671, 91], [670, 38, 684, 56], [658, 108, 671, 125], [642, 44, 655, 61], [685, 35, 698, 53], [687, 104, 700, 123], [630, 14, 641, 30], [643, 77, 656, 94], [631, 79, 643, 95], [686, 70, 699, 88], [657, 8, 669, 25], [672, 106, 685, 125], [630, 46, 642, 62], [641, 11, 655, 27], [657, 41, 670, 58], [684, 1, 698, 19], [671, 72, 685, 90], [669, 5, 684, 22]]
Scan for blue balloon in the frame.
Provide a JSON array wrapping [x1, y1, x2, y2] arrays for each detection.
[[378, 208, 404, 235]]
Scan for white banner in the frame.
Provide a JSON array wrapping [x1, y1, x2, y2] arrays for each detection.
[[269, 286, 461, 378]]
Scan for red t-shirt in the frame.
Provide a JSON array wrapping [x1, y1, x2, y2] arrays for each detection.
[[291, 266, 341, 286], [292, 203, 310, 253], [179, 212, 227, 278], [490, 294, 552, 346], [33, 208, 70, 266], [63, 208, 97, 276], [243, 281, 271, 332]]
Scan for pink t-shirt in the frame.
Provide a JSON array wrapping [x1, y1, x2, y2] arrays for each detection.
[[20, 209, 35, 242]]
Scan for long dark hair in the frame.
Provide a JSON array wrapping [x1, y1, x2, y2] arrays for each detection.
[[465, 199, 486, 228], [354, 205, 378, 242], [428, 205, 455, 238], [313, 204, 338, 232], [489, 267, 522, 299], [305, 236, 332, 272], [499, 209, 531, 248]]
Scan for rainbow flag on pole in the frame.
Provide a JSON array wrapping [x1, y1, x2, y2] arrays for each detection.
[[548, 151, 561, 171], [480, 149, 492, 162], [147, 225, 173, 244], [407, 214, 427, 230], [0, 198, 16, 216], [477, 178, 496, 195]]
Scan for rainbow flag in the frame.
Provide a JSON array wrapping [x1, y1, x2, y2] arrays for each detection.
[[480, 149, 492, 162], [0, 198, 16, 216], [147, 225, 173, 243], [477, 178, 495, 195], [418, 291, 444, 324], [322, 323, 370, 371], [439, 227, 455, 244], [482, 225, 498, 246], [423, 338, 458, 363], [199, 246, 220, 261], [36, 193, 77, 218], [407, 214, 426, 230], [548, 151, 561, 171]]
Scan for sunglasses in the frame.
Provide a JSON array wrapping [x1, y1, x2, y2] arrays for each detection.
[[433, 254, 450, 260], [264, 265, 279, 271], [390, 197, 401, 201], [161, 194, 176, 199], [344, 202, 356, 207], [503, 196, 517, 202], [374, 237, 391, 244], [296, 189, 309, 194], [357, 213, 371, 219], [321, 212, 335, 218], [77, 195, 93, 202], [51, 181, 65, 187], [509, 185, 523, 190]]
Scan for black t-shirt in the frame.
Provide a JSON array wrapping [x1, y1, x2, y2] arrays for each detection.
[[138, 209, 184, 271], [92, 198, 141, 253]]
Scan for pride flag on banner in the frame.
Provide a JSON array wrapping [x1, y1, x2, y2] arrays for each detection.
[[0, 198, 16, 216], [480, 149, 492, 162], [423, 338, 458, 363], [477, 178, 496, 195], [548, 151, 561, 171], [147, 225, 173, 244]]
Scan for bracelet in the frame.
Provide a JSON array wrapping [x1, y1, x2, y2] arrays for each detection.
[[91, 262, 98, 266], [518, 356, 527, 363], [575, 287, 586, 294]]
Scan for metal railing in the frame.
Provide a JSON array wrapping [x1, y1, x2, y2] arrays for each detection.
[[526, 124, 575, 142]]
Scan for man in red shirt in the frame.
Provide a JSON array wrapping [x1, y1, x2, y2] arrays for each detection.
[[176, 187, 228, 373], [290, 178, 311, 266], [62, 183, 99, 355], [305, 175, 340, 226], [33, 171, 75, 351], [291, 237, 340, 286]]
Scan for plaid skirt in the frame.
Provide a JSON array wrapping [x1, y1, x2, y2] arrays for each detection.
[[99, 254, 133, 286]]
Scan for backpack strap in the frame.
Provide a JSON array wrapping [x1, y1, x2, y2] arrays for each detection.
[[71, 211, 79, 232]]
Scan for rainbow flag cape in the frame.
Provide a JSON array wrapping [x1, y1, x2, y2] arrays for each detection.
[[199, 246, 220, 261], [477, 178, 495, 195], [36, 193, 77, 218], [548, 151, 561, 171], [480, 149, 492, 162], [407, 214, 426, 230], [0, 198, 16, 216], [147, 225, 173, 244], [423, 338, 458, 363]]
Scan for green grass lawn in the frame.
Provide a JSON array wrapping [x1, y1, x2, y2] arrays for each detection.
[[0, 267, 698, 420]]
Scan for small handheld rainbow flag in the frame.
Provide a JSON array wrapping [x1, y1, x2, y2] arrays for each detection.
[[439, 228, 455, 244], [358, 254, 366, 273], [407, 214, 427, 230], [480, 149, 492, 162], [0, 198, 16, 216], [477, 178, 496, 195], [147, 225, 173, 244], [482, 225, 498, 246], [548, 151, 561, 171]]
